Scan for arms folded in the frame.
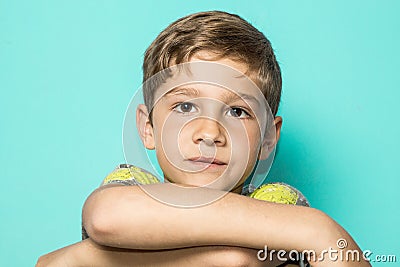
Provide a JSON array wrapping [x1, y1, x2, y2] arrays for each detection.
[[80, 183, 371, 266]]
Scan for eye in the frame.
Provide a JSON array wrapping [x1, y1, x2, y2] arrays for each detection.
[[227, 107, 250, 118], [173, 102, 197, 114]]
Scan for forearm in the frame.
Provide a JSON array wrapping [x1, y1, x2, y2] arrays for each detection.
[[87, 185, 342, 245], [37, 239, 281, 267], [83, 184, 370, 266]]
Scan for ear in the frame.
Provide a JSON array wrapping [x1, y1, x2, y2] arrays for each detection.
[[258, 116, 283, 160], [136, 104, 155, 150]]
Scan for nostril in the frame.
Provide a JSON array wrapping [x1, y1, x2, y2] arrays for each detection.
[[196, 138, 215, 145]]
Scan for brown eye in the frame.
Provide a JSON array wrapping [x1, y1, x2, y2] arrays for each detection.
[[227, 107, 250, 118], [231, 108, 242, 117], [231, 108, 243, 117], [173, 102, 197, 114], [180, 102, 193, 112]]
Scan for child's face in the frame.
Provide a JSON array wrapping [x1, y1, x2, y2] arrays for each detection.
[[138, 53, 281, 193]]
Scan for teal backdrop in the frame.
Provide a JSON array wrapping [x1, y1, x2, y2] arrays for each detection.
[[1, 0, 399, 266]]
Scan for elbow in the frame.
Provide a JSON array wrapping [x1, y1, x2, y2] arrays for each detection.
[[82, 185, 152, 248], [82, 187, 123, 245], [83, 212, 112, 245]]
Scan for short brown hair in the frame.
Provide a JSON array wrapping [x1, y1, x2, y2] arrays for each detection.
[[143, 11, 282, 116]]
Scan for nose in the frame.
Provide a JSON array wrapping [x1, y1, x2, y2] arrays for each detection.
[[192, 118, 226, 146]]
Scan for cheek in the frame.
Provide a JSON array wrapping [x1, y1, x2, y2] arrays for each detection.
[[177, 129, 194, 157], [152, 113, 194, 178], [156, 117, 192, 160], [229, 124, 261, 153], [152, 110, 180, 146]]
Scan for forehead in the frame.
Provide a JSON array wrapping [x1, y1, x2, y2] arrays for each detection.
[[152, 60, 265, 105], [190, 51, 250, 75]]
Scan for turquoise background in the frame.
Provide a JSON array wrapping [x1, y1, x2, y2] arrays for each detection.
[[1, 0, 399, 266]]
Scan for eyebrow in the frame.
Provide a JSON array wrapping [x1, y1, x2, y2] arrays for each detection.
[[164, 86, 261, 106], [164, 87, 200, 97], [221, 90, 261, 106]]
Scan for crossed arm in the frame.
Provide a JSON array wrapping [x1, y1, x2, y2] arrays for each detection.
[[36, 183, 371, 266]]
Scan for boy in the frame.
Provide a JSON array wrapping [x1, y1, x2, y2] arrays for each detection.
[[37, 11, 370, 266]]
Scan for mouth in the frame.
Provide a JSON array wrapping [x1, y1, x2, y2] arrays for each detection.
[[186, 156, 227, 169]]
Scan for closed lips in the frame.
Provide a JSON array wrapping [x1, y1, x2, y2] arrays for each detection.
[[187, 157, 227, 165]]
